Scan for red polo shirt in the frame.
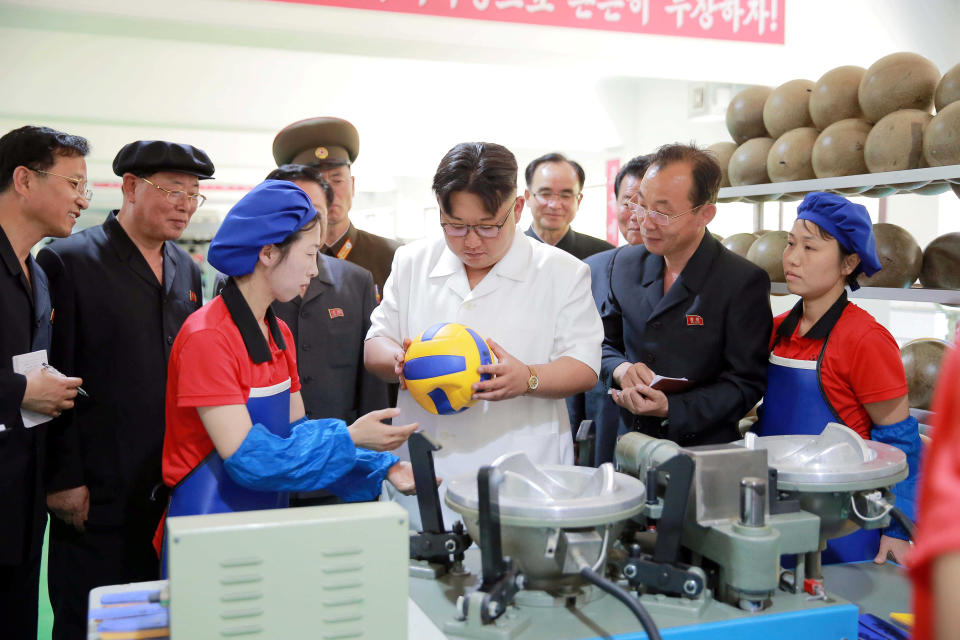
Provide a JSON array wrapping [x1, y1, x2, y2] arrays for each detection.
[[162, 295, 301, 489], [154, 295, 300, 554], [910, 345, 960, 640], [770, 299, 907, 439]]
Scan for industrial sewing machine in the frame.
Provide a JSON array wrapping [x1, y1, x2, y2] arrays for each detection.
[[406, 423, 910, 639]]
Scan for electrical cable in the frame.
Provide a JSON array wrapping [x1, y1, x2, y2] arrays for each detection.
[[579, 566, 662, 640], [850, 492, 893, 522], [888, 505, 916, 541], [591, 525, 611, 572]]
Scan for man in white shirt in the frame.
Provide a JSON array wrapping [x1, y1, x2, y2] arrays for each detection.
[[365, 141, 602, 528]]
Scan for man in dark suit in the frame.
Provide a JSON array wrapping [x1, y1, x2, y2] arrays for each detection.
[[568, 154, 651, 465], [523, 152, 614, 260], [0, 125, 88, 640], [601, 144, 771, 447], [37, 141, 211, 639], [267, 165, 388, 426]]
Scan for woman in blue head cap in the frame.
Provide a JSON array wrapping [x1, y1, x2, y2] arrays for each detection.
[[154, 180, 418, 560], [754, 191, 921, 567]]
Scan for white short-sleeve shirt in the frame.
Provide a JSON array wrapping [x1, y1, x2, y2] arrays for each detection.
[[367, 227, 602, 528]]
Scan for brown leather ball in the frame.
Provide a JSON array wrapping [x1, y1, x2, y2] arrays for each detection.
[[864, 109, 932, 173], [746, 230, 789, 282], [767, 127, 819, 182], [763, 79, 816, 139], [813, 119, 872, 178], [810, 66, 866, 130], [859, 52, 940, 122], [857, 223, 922, 288], [722, 232, 758, 258], [923, 101, 960, 167], [729, 138, 775, 186], [727, 86, 772, 144], [900, 339, 952, 410], [707, 141, 738, 188], [920, 232, 960, 289], [935, 62, 960, 111]]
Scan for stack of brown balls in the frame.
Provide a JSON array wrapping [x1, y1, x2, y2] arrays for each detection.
[[708, 54, 960, 193], [711, 53, 960, 289], [725, 225, 960, 290]]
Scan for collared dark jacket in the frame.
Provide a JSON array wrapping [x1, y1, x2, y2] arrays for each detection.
[[525, 226, 614, 261], [272, 254, 387, 422], [36, 212, 202, 526], [322, 222, 400, 296], [601, 232, 771, 446], [0, 226, 53, 564]]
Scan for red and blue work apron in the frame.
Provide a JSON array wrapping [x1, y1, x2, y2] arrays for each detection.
[[756, 316, 881, 564]]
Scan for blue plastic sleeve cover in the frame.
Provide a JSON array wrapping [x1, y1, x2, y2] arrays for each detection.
[[322, 448, 400, 503], [872, 414, 921, 541], [224, 419, 358, 492]]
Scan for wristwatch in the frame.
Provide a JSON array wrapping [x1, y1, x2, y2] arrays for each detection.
[[525, 365, 540, 394]]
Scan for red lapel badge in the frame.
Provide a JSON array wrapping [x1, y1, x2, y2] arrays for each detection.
[[189, 290, 198, 303], [686, 314, 704, 326], [328, 307, 344, 319]]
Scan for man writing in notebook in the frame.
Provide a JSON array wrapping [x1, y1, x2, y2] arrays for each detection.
[[0, 125, 88, 640], [600, 144, 771, 446]]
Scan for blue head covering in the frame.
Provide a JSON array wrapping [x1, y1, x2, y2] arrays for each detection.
[[208, 180, 317, 277], [796, 191, 882, 291]]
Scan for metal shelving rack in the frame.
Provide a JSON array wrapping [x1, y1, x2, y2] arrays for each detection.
[[717, 164, 960, 203], [718, 164, 960, 305]]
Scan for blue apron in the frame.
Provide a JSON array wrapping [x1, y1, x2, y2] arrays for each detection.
[[756, 322, 881, 563], [166, 378, 293, 518], [161, 378, 292, 577]]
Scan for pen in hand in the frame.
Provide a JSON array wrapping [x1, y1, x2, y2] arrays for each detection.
[[42, 363, 89, 398]]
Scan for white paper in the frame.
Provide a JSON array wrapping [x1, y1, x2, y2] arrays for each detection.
[[12, 349, 52, 428]]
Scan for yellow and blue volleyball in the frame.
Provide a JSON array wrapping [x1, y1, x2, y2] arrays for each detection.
[[403, 322, 493, 415]]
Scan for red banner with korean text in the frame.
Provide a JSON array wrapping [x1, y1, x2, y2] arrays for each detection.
[[268, 0, 784, 44], [605, 158, 621, 246]]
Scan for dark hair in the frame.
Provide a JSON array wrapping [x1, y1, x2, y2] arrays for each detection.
[[614, 154, 652, 198], [0, 125, 90, 192], [273, 215, 321, 263], [524, 152, 585, 191], [647, 143, 721, 207], [432, 142, 518, 215], [266, 164, 334, 210], [798, 219, 860, 288]]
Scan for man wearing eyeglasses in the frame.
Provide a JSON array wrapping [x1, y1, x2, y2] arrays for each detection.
[[0, 125, 89, 640], [365, 142, 602, 528], [36, 140, 212, 640], [601, 143, 771, 447], [523, 152, 614, 260]]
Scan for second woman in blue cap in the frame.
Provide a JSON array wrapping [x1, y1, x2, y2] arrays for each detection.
[[754, 191, 921, 566], [153, 180, 419, 562]]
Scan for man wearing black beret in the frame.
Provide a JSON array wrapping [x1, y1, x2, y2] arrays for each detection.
[[37, 140, 211, 639]]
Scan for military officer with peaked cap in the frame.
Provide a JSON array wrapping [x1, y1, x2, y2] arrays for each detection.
[[37, 140, 210, 639], [273, 117, 399, 297]]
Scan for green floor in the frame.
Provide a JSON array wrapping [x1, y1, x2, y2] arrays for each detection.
[[38, 520, 54, 639]]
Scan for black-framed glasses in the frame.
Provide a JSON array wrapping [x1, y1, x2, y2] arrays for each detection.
[[440, 197, 518, 238], [627, 194, 700, 226], [31, 169, 93, 201], [141, 177, 207, 208]]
